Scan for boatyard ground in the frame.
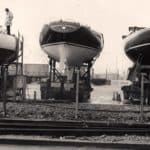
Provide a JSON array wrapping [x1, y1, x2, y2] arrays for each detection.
[[0, 102, 150, 123], [1, 134, 150, 147], [0, 81, 146, 123]]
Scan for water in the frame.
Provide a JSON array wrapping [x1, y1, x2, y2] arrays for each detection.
[[25, 80, 130, 105], [91, 80, 131, 104]]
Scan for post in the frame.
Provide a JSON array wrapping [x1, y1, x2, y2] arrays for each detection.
[[49, 58, 52, 87], [21, 36, 24, 100], [75, 68, 79, 119], [140, 73, 145, 123], [21, 36, 24, 76], [34, 91, 37, 101], [87, 62, 92, 87], [53, 60, 56, 81], [14, 33, 20, 101], [3, 66, 7, 117]]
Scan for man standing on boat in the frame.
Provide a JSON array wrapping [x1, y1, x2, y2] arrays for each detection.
[[5, 8, 13, 35]]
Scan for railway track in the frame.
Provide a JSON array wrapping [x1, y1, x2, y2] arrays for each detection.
[[0, 138, 149, 150], [0, 119, 149, 136]]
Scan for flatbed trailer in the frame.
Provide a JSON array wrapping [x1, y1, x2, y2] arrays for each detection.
[[122, 65, 150, 104], [41, 58, 93, 102]]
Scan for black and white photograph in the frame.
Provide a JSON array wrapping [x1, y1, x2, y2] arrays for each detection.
[[0, 0, 150, 149]]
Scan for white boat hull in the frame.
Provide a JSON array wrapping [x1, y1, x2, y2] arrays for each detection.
[[0, 34, 17, 51], [0, 34, 17, 64], [42, 42, 100, 66]]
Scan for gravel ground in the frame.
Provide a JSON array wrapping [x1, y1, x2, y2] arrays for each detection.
[[62, 135, 150, 144], [1, 134, 150, 145], [0, 102, 149, 123]]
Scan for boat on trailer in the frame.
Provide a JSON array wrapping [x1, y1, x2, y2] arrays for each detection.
[[0, 33, 18, 64], [122, 26, 150, 105], [39, 20, 104, 66], [123, 26, 150, 65]]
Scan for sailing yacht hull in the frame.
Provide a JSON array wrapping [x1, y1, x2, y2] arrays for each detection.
[[124, 28, 150, 65], [40, 20, 104, 66], [0, 34, 17, 64]]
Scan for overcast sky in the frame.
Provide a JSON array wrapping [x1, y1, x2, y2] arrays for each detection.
[[1, 0, 150, 74]]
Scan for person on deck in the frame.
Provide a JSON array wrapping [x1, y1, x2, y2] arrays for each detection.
[[5, 8, 13, 35]]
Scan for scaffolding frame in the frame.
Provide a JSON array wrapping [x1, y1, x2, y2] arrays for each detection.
[[46, 57, 93, 101], [14, 33, 24, 101], [1, 32, 24, 116]]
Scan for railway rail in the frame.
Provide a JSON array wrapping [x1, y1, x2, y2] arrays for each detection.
[[0, 119, 149, 136], [0, 138, 149, 150]]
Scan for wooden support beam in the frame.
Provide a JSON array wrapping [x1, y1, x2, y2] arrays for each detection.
[[140, 73, 146, 123], [75, 68, 80, 119]]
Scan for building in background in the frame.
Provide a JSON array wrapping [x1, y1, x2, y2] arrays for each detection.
[[6, 64, 49, 100]]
